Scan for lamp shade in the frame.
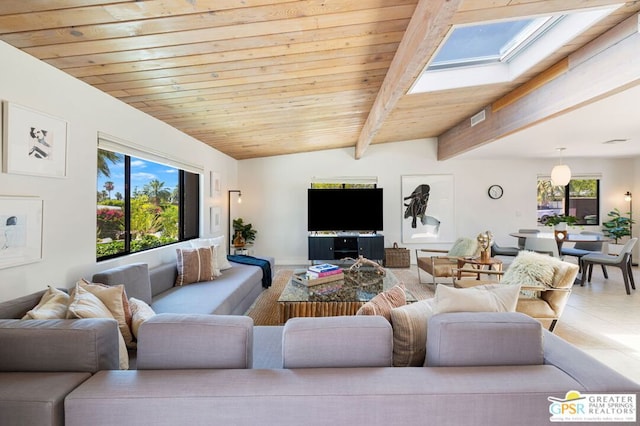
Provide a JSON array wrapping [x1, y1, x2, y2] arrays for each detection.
[[551, 164, 571, 186]]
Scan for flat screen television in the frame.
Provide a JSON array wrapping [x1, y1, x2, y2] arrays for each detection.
[[307, 188, 383, 232]]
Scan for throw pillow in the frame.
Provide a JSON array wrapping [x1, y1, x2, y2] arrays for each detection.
[[190, 239, 222, 277], [502, 250, 561, 288], [209, 236, 233, 270], [433, 283, 520, 315], [78, 279, 134, 349], [22, 286, 69, 319], [389, 298, 436, 367], [129, 297, 156, 339], [175, 247, 215, 286], [66, 283, 129, 370], [447, 237, 479, 257], [356, 283, 406, 321]]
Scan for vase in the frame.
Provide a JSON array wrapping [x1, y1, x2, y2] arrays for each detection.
[[233, 230, 246, 248]]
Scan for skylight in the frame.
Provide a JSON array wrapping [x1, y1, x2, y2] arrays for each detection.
[[408, 5, 621, 94]]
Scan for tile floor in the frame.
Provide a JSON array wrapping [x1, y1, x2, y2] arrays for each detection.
[[552, 261, 640, 383]]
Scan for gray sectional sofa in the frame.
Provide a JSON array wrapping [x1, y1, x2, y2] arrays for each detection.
[[0, 258, 638, 425], [63, 312, 639, 426]]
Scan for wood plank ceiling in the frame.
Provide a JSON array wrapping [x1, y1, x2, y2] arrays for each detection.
[[0, 0, 638, 160]]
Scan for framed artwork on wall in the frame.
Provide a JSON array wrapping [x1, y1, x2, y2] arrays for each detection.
[[0, 196, 43, 269], [209, 171, 221, 198], [401, 174, 455, 244], [210, 206, 221, 234], [2, 101, 68, 178]]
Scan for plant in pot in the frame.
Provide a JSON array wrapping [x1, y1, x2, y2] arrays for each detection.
[[232, 218, 257, 248], [544, 214, 578, 231], [602, 208, 634, 244]]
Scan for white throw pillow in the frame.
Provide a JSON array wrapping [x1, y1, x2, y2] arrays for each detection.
[[433, 283, 520, 315], [195, 236, 232, 270], [129, 297, 156, 339]]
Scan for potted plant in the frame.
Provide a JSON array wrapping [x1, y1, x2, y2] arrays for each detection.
[[544, 214, 578, 230], [233, 218, 257, 247], [602, 208, 634, 244]]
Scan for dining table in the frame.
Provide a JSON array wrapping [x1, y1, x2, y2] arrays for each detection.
[[508, 231, 611, 252]]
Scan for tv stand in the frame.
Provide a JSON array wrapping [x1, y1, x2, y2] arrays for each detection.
[[308, 234, 384, 262]]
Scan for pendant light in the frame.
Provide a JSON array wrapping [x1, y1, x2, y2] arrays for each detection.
[[551, 148, 571, 186]]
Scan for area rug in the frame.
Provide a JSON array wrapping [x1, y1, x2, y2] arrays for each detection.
[[246, 267, 435, 326]]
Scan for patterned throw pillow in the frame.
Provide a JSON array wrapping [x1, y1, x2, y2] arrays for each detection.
[[22, 286, 69, 319], [356, 283, 406, 321], [190, 239, 222, 277], [175, 247, 214, 286], [389, 298, 436, 367]]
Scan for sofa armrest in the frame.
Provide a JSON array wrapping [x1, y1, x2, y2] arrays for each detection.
[[0, 318, 120, 372], [137, 313, 254, 369]]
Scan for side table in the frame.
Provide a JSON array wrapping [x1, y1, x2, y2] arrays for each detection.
[[456, 257, 503, 280]]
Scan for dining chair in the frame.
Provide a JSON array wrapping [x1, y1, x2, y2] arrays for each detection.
[[524, 237, 560, 258], [561, 231, 607, 274], [490, 241, 519, 257], [517, 228, 540, 250], [580, 237, 638, 295]]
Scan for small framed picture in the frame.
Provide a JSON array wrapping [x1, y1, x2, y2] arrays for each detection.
[[0, 196, 44, 269], [2, 101, 68, 178]]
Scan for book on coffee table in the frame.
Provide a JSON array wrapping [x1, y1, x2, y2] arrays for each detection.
[[292, 269, 344, 287]]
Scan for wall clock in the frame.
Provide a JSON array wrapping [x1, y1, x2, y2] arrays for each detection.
[[488, 185, 504, 199]]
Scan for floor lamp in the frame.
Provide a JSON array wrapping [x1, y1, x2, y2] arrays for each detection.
[[228, 190, 242, 254], [625, 191, 636, 266]]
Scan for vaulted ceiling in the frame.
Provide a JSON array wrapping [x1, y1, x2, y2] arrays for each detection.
[[0, 0, 638, 160]]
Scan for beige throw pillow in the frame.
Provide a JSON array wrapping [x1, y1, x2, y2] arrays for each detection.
[[389, 298, 436, 367], [175, 247, 215, 286], [78, 279, 134, 349], [433, 283, 520, 315], [129, 297, 156, 339], [190, 239, 222, 277], [67, 283, 129, 370], [356, 283, 406, 321], [22, 286, 69, 319]]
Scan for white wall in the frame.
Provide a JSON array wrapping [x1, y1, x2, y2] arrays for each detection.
[[237, 139, 636, 264], [0, 39, 636, 303], [0, 42, 237, 302]]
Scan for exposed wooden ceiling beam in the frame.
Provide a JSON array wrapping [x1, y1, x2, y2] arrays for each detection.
[[354, 0, 463, 159], [438, 13, 640, 161]]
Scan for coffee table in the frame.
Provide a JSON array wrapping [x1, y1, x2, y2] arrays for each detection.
[[278, 268, 416, 323]]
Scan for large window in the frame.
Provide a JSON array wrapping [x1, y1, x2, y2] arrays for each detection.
[[537, 178, 600, 225], [97, 148, 199, 260]]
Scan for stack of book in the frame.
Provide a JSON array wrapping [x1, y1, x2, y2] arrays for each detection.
[[296, 263, 342, 285]]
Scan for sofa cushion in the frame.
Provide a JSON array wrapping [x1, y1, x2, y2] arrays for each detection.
[[137, 313, 254, 369], [433, 283, 520, 315], [21, 286, 69, 320], [0, 372, 91, 426], [66, 284, 129, 370], [425, 312, 544, 367], [208, 236, 233, 270], [0, 318, 119, 372], [355, 283, 406, 320], [175, 247, 215, 286], [389, 298, 436, 367], [92, 263, 152, 305], [282, 316, 392, 368]]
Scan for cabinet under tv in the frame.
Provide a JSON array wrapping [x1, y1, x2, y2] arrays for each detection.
[[308, 233, 384, 262]]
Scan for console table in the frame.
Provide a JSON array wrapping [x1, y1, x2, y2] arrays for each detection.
[[308, 234, 384, 262]]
